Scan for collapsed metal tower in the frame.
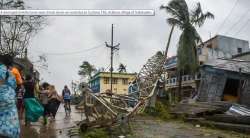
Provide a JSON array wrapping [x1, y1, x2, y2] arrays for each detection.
[[80, 52, 166, 130]]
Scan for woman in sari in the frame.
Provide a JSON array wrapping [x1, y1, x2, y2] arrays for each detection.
[[0, 54, 20, 138]]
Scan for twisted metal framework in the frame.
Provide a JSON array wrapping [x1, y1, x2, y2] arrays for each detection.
[[80, 52, 166, 130]]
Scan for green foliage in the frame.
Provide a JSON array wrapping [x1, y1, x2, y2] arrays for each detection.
[[144, 101, 172, 121], [161, 0, 214, 73], [177, 25, 200, 73], [81, 126, 132, 138], [78, 61, 97, 80], [81, 128, 109, 138]]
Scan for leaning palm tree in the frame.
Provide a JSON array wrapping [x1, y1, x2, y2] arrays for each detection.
[[161, 0, 214, 101]]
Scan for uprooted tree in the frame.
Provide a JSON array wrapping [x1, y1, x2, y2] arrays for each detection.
[[0, 0, 46, 57]]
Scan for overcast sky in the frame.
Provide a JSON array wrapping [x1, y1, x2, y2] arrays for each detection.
[[24, 0, 250, 91]]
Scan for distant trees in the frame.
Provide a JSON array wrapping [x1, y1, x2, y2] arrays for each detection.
[[117, 63, 127, 73], [0, 0, 46, 57], [161, 0, 214, 101], [78, 61, 97, 80]]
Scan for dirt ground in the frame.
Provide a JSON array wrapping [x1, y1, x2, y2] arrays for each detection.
[[130, 116, 250, 138]]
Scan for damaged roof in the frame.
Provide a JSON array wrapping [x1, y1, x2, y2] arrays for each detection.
[[204, 58, 250, 74]]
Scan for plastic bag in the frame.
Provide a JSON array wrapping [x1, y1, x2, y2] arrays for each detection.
[[24, 98, 44, 122]]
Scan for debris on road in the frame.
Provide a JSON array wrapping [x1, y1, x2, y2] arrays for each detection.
[[171, 101, 250, 134]]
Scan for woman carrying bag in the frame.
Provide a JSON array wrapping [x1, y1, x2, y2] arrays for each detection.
[[23, 74, 44, 126]]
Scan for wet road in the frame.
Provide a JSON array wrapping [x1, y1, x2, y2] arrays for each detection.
[[20, 105, 84, 138]]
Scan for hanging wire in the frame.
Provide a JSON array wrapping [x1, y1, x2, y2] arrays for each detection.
[[234, 19, 250, 36], [225, 8, 250, 35], [34, 43, 104, 56], [217, 0, 240, 34]]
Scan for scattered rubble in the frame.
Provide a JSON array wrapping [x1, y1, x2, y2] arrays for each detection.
[[171, 101, 250, 134]]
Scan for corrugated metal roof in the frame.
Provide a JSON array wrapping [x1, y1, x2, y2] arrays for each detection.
[[204, 58, 250, 74], [164, 56, 177, 69], [232, 51, 250, 58]]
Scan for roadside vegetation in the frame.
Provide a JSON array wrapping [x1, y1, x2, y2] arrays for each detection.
[[144, 99, 173, 121], [80, 128, 109, 138]]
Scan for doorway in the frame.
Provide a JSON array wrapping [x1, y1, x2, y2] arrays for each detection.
[[222, 78, 240, 102]]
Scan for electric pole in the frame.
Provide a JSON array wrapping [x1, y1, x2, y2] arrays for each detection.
[[105, 24, 120, 93]]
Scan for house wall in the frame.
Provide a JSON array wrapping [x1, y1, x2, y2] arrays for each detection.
[[89, 77, 100, 93], [100, 77, 134, 95], [199, 36, 250, 62], [197, 70, 226, 102], [217, 35, 249, 56], [198, 67, 250, 107], [240, 79, 250, 107], [89, 72, 136, 94]]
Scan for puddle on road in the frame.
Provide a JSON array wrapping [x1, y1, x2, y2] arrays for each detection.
[[20, 105, 85, 138]]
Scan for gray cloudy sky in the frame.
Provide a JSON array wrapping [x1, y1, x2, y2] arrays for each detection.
[[24, 0, 250, 91]]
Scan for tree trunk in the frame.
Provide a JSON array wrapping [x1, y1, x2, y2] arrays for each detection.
[[149, 25, 175, 107], [177, 70, 183, 102], [164, 25, 175, 60], [165, 25, 175, 104]]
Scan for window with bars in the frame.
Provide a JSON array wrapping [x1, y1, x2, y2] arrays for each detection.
[[112, 78, 118, 84], [103, 77, 109, 84], [122, 78, 128, 85]]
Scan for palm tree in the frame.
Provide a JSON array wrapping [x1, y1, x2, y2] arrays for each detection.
[[78, 61, 97, 80], [118, 63, 127, 73], [161, 0, 214, 101]]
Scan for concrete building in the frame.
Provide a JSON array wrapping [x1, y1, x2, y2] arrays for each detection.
[[165, 35, 250, 99], [198, 35, 249, 64], [197, 58, 250, 107], [89, 72, 136, 95]]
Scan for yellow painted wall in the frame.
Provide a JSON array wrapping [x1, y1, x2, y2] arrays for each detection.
[[99, 72, 136, 95]]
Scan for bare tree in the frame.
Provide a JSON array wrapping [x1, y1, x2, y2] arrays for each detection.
[[32, 54, 48, 71], [0, 0, 46, 57]]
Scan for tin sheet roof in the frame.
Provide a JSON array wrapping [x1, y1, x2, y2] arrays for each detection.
[[204, 58, 250, 74]]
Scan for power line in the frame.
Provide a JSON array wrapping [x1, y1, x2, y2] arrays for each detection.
[[225, 8, 250, 35], [217, 0, 239, 34], [234, 19, 250, 36], [35, 43, 103, 56]]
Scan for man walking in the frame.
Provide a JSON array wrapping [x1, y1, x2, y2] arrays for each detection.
[[62, 85, 71, 112]]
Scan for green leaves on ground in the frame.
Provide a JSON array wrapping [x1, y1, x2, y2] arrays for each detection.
[[144, 101, 172, 121]]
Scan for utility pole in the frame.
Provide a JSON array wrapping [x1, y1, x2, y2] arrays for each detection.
[[105, 24, 120, 93]]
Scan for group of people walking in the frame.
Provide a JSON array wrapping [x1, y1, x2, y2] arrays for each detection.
[[0, 54, 72, 138]]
